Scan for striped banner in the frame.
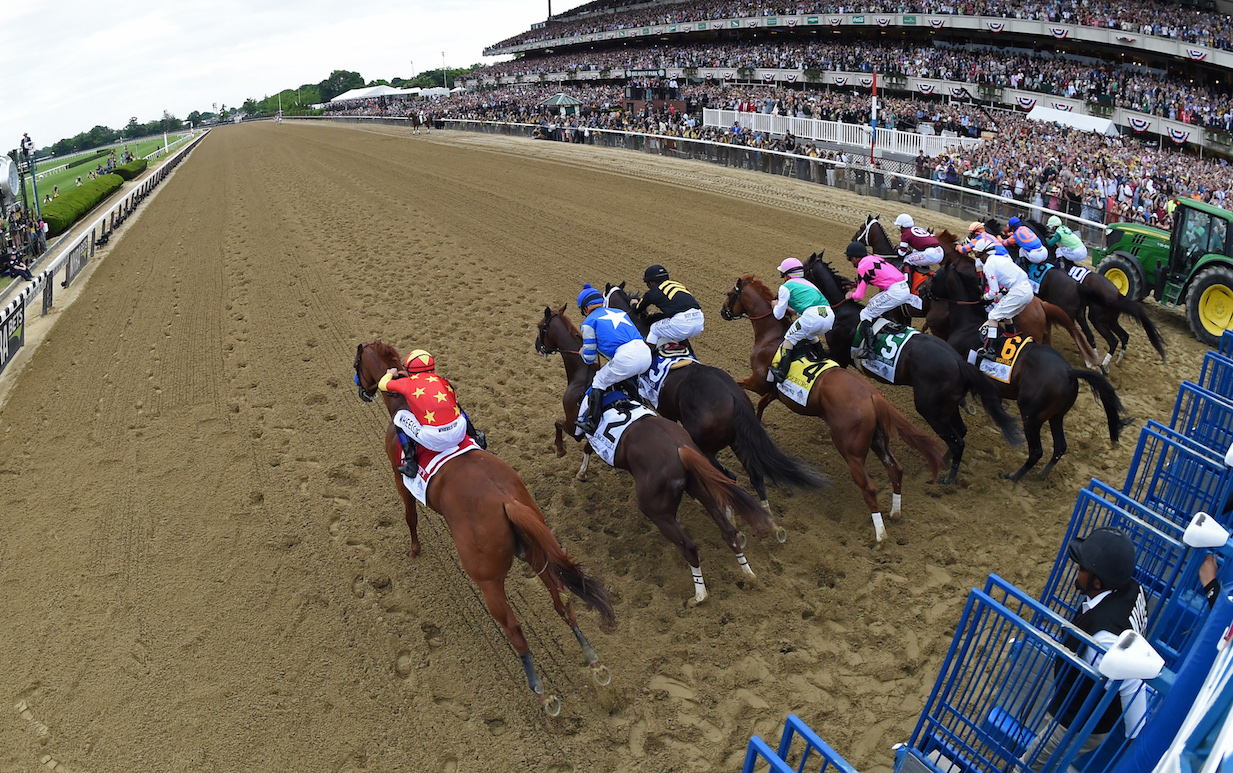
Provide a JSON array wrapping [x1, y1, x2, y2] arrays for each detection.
[[929, 18, 946, 28], [1049, 26, 1069, 38], [1051, 102, 1074, 112], [748, 19, 759, 27], [1169, 127, 1192, 144], [918, 83, 936, 94], [1128, 116, 1153, 133], [876, 16, 892, 26], [860, 76, 874, 88], [988, 21, 1005, 32], [1016, 96, 1037, 110], [723, 71, 735, 80], [763, 72, 776, 83], [1187, 48, 1208, 61], [787, 18, 798, 26], [1115, 35, 1136, 42], [834, 76, 848, 86], [950, 86, 970, 98], [829, 16, 843, 25], [786, 73, 799, 82]]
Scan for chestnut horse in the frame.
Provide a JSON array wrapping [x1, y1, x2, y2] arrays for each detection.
[[603, 283, 829, 508], [535, 307, 781, 605], [929, 258, 1133, 480], [720, 276, 944, 544], [354, 341, 615, 713]]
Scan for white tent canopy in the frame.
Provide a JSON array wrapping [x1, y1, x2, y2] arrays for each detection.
[[330, 85, 420, 103], [1025, 105, 1118, 136], [420, 87, 449, 98]]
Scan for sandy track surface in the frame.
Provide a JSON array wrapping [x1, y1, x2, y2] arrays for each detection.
[[0, 121, 1205, 773]]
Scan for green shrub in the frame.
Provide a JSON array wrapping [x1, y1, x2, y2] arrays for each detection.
[[113, 159, 147, 180], [42, 174, 124, 236], [65, 149, 110, 170]]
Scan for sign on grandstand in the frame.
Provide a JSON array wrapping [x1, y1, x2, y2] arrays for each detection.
[[0, 302, 24, 376], [63, 237, 89, 289], [626, 69, 666, 77]]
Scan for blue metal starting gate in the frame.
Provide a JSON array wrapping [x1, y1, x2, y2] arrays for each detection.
[[1221, 330, 1233, 359], [1198, 352, 1233, 400], [1171, 380, 1233, 457], [743, 714, 859, 773], [1122, 420, 1233, 528]]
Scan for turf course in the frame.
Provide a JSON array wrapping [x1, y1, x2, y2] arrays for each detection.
[[23, 134, 190, 204]]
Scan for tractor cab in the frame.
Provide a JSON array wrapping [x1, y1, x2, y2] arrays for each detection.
[[1160, 199, 1233, 306]]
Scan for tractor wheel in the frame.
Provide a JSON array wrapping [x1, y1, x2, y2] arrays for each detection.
[[1186, 265, 1233, 348], [1096, 254, 1144, 301]]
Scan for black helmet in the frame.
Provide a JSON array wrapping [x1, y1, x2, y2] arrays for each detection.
[[845, 241, 868, 260], [644, 264, 669, 284], [1068, 527, 1136, 591]]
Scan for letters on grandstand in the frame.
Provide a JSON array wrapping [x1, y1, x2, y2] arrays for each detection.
[[0, 302, 24, 376]]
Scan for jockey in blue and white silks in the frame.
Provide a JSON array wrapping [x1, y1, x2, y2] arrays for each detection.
[[575, 283, 652, 435], [1004, 216, 1049, 264]]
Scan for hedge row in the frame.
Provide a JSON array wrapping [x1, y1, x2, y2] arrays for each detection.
[[112, 159, 147, 180], [65, 149, 110, 170], [42, 174, 124, 236]]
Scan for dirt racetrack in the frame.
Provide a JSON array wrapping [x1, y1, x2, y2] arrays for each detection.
[[0, 121, 1209, 773]]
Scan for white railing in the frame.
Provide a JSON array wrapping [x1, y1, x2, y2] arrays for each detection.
[[704, 109, 983, 157]]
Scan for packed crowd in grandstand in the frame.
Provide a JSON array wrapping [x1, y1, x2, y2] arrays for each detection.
[[487, 0, 1233, 52]]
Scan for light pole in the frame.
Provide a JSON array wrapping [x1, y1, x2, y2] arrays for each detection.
[[442, 51, 447, 90]]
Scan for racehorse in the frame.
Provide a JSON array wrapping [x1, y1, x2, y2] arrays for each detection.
[[1018, 218, 1166, 365], [929, 258, 1133, 480], [933, 229, 1106, 371], [603, 283, 829, 508], [801, 254, 1023, 484], [534, 307, 782, 605], [720, 276, 944, 544], [354, 341, 615, 713], [852, 215, 937, 328]]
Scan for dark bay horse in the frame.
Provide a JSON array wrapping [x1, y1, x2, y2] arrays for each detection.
[[801, 254, 1023, 484], [929, 259, 1133, 480], [354, 341, 615, 713], [534, 308, 781, 605], [1018, 218, 1167, 365], [933, 229, 1106, 370], [720, 276, 944, 544], [603, 283, 829, 508], [853, 215, 936, 327]]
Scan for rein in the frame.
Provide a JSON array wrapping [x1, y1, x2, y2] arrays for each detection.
[[725, 279, 774, 320]]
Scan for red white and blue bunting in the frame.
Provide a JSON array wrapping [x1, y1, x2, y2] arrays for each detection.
[[1187, 48, 1208, 61], [929, 18, 946, 28], [829, 16, 843, 26], [950, 86, 970, 98], [988, 21, 1005, 32], [1128, 116, 1153, 133], [1049, 27, 1069, 38], [748, 19, 759, 27], [877, 17, 892, 26], [860, 76, 874, 88], [1115, 35, 1136, 43], [786, 73, 799, 82], [1169, 127, 1192, 144], [918, 83, 936, 94], [787, 18, 798, 26], [1051, 101, 1074, 112], [763, 72, 776, 82], [833, 75, 848, 86], [1016, 96, 1037, 110], [723, 71, 735, 80]]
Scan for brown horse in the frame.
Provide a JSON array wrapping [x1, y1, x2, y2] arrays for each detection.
[[535, 307, 782, 605], [932, 230, 1105, 370], [852, 215, 936, 327], [354, 341, 615, 713], [719, 276, 944, 544]]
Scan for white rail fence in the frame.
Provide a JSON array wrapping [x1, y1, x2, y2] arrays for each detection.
[[0, 130, 211, 377], [703, 108, 984, 157]]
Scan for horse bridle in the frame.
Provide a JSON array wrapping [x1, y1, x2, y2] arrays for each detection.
[[857, 216, 900, 260], [353, 342, 378, 402], [720, 277, 773, 321]]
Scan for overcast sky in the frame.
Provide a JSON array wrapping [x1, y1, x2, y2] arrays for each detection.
[[1, 0, 584, 152]]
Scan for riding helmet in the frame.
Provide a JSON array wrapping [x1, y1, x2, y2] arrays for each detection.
[[1047, 215, 1063, 229], [1068, 527, 1136, 591], [845, 241, 868, 260], [405, 349, 436, 373], [1008, 216, 1022, 229], [894, 213, 914, 229], [644, 264, 670, 284], [577, 283, 603, 310], [968, 221, 986, 234], [777, 257, 804, 275]]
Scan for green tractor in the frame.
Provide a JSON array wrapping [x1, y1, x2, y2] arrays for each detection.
[[1093, 198, 1233, 347]]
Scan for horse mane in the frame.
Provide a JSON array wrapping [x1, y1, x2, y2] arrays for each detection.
[[936, 229, 959, 248], [741, 274, 775, 301], [555, 308, 583, 340], [368, 340, 402, 367]]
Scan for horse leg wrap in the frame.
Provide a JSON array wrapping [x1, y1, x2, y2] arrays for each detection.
[[690, 564, 708, 605], [519, 652, 544, 695], [871, 512, 886, 543], [891, 493, 902, 518], [572, 625, 599, 665], [736, 553, 755, 577]]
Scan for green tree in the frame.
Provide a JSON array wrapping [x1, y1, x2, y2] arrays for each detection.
[[317, 69, 365, 101], [187, 111, 202, 126], [125, 116, 140, 136], [241, 98, 259, 115]]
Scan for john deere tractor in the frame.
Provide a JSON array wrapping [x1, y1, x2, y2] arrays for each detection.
[[1093, 197, 1233, 347]]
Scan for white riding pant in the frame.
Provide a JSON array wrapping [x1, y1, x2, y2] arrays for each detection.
[[902, 246, 944, 267], [1021, 245, 1050, 264], [860, 281, 920, 323], [592, 340, 653, 390], [1058, 244, 1088, 262], [988, 281, 1035, 323], [647, 308, 704, 345], [394, 410, 468, 452], [783, 305, 835, 348]]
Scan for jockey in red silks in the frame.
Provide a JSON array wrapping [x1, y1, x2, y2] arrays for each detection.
[[846, 241, 921, 360], [378, 349, 486, 477]]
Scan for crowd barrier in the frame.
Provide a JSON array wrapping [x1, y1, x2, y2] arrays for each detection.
[[0, 129, 210, 378]]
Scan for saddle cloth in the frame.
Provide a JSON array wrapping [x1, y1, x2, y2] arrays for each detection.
[[967, 333, 1032, 384], [775, 352, 840, 406], [637, 353, 698, 408], [1067, 265, 1092, 283], [400, 437, 480, 506], [854, 319, 919, 385], [1024, 262, 1052, 293], [584, 400, 657, 466]]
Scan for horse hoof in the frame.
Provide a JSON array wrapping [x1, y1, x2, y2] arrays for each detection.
[[964, 402, 978, 416], [591, 664, 612, 687], [737, 531, 748, 549], [409, 543, 422, 559], [541, 694, 562, 717], [575, 472, 587, 482], [775, 527, 788, 543], [555, 446, 566, 458], [760, 499, 771, 511], [688, 591, 709, 608]]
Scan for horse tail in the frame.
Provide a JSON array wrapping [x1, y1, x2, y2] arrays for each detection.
[[959, 361, 1024, 447], [504, 500, 616, 627], [1041, 300, 1101, 366], [678, 445, 777, 538], [1070, 369, 1130, 445], [871, 393, 944, 482], [1077, 283, 1168, 364], [729, 390, 830, 490]]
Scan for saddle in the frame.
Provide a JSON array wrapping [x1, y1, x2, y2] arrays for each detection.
[[654, 340, 695, 359]]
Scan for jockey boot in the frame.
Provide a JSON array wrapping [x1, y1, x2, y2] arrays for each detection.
[[463, 413, 488, 450], [769, 347, 793, 382], [976, 326, 999, 360], [396, 435, 419, 478], [853, 320, 875, 361], [575, 389, 605, 436]]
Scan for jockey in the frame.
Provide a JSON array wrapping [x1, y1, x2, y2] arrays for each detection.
[[894, 213, 944, 269], [576, 283, 652, 435], [1003, 216, 1049, 265], [635, 264, 705, 348], [845, 241, 919, 360], [769, 257, 834, 383], [973, 241, 1035, 359], [959, 221, 1011, 258], [1045, 215, 1088, 267], [379, 349, 487, 477]]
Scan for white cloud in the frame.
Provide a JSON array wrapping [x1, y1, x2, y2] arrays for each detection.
[[2, 0, 590, 152]]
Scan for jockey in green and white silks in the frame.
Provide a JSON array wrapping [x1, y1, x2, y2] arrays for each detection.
[[1045, 215, 1088, 266], [768, 257, 834, 383]]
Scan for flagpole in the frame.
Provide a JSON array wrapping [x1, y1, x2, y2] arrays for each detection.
[[870, 72, 878, 165]]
